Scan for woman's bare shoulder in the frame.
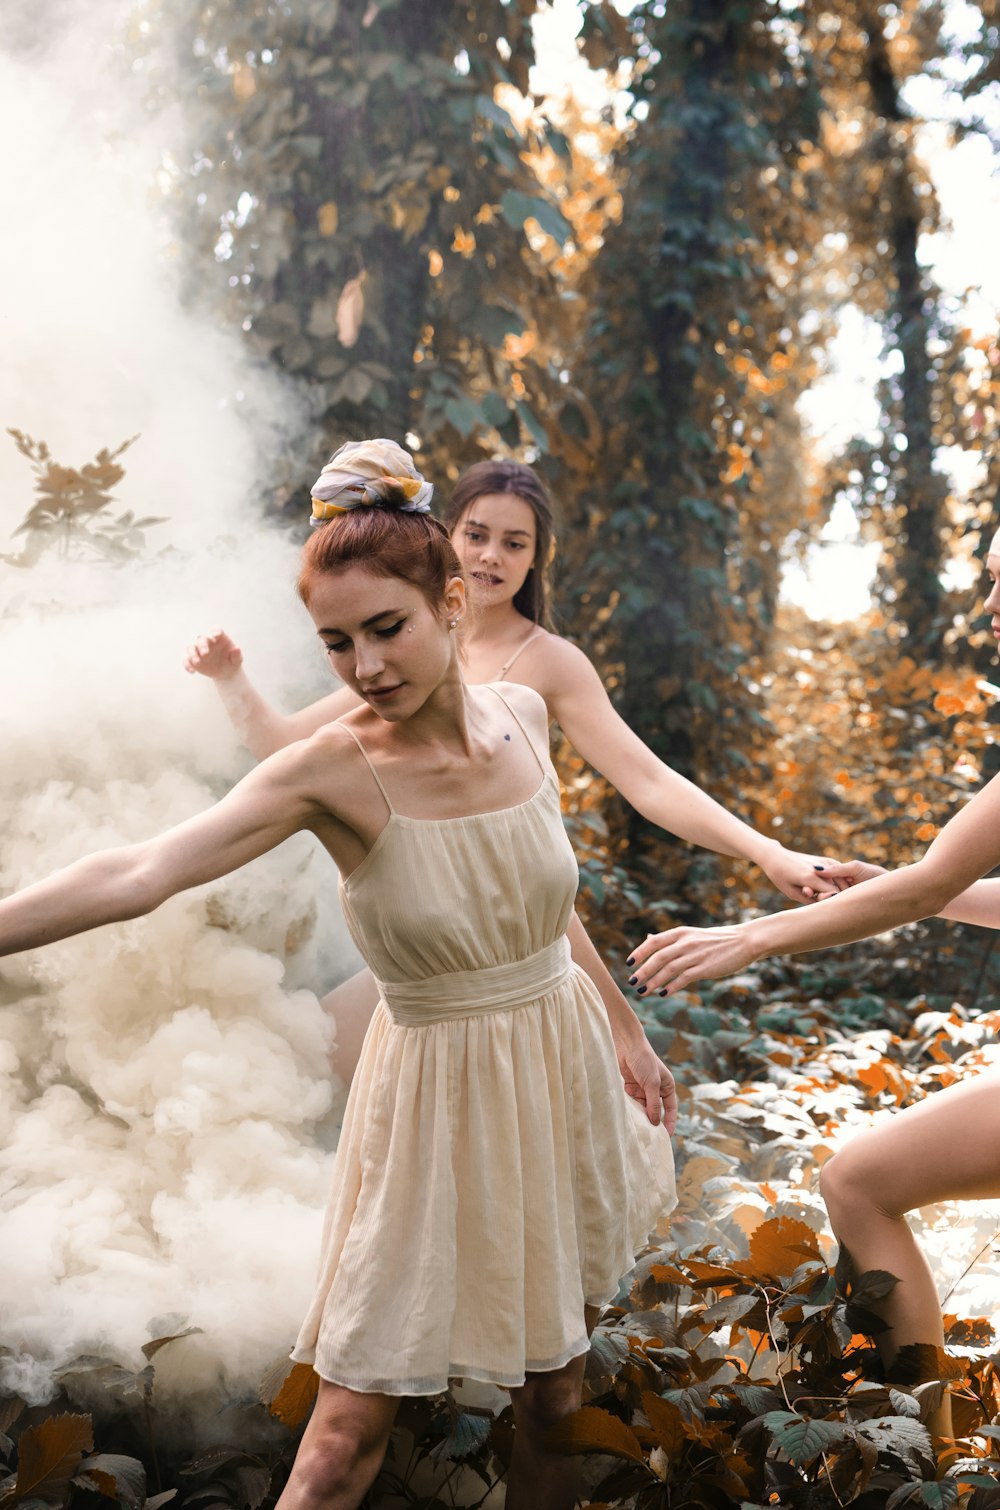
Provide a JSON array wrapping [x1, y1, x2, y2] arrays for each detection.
[[518, 629, 601, 692], [490, 678, 550, 737]]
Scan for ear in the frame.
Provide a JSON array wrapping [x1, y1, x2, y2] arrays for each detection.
[[443, 574, 467, 624], [545, 534, 557, 568]]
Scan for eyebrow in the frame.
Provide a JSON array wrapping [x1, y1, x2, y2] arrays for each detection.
[[465, 516, 532, 538], [317, 609, 405, 635]]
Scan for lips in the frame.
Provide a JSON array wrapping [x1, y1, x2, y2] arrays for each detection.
[[365, 684, 403, 702], [472, 571, 503, 587]]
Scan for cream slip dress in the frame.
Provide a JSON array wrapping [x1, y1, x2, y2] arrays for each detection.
[[291, 685, 677, 1396]]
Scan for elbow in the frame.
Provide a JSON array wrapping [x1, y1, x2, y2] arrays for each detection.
[[112, 849, 166, 919], [902, 860, 965, 920]]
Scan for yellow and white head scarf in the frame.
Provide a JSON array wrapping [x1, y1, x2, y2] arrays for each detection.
[[310, 438, 433, 524]]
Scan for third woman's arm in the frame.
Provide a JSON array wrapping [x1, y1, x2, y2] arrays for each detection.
[[627, 768, 1000, 993]]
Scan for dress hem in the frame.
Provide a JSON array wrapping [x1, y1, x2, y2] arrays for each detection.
[[290, 1334, 591, 1397]]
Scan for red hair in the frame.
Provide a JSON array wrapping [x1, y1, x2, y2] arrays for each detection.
[[298, 505, 463, 610]]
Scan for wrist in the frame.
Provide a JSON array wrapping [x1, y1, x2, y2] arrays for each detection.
[[742, 832, 781, 870], [741, 913, 780, 963], [611, 1007, 646, 1050]]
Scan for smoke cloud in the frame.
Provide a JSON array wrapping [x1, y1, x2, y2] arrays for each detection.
[[0, 1, 362, 1405]]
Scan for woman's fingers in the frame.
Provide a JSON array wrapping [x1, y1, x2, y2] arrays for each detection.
[[628, 925, 751, 994]]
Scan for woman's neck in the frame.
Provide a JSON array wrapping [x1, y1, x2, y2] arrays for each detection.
[[467, 597, 532, 645]]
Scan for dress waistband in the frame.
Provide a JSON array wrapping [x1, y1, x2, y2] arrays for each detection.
[[376, 937, 573, 1026]]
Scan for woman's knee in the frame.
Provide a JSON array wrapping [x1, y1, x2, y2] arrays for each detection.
[[512, 1363, 584, 1435], [820, 1140, 883, 1225], [294, 1393, 394, 1499]]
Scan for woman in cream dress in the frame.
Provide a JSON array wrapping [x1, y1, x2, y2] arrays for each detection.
[[3, 441, 676, 1510]]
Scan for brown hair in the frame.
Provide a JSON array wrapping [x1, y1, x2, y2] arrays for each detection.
[[443, 461, 556, 630], [298, 487, 462, 611]]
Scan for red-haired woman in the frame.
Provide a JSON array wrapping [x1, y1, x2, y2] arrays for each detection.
[[3, 440, 675, 1510], [187, 458, 839, 1079]]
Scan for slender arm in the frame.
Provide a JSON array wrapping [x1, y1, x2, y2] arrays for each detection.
[[566, 911, 677, 1130], [542, 641, 833, 901], [566, 910, 647, 1049], [0, 742, 326, 956], [936, 878, 1000, 928], [628, 768, 1000, 994], [214, 672, 361, 760]]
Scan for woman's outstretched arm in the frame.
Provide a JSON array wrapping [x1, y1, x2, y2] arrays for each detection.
[[537, 638, 839, 904], [626, 768, 1000, 995], [185, 629, 361, 758], [0, 741, 329, 955], [819, 859, 1000, 930]]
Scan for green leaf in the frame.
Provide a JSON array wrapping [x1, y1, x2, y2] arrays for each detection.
[[762, 1411, 846, 1466], [75, 1454, 147, 1510], [853, 1416, 933, 1470], [443, 395, 483, 436], [480, 390, 511, 428], [473, 304, 526, 345], [474, 93, 519, 137], [516, 401, 548, 452], [430, 1412, 491, 1462], [886, 1481, 960, 1509], [499, 189, 571, 244], [558, 401, 589, 440], [585, 1329, 630, 1380]]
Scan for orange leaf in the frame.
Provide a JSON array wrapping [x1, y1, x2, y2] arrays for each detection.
[[317, 201, 339, 237], [747, 1216, 822, 1278], [914, 822, 937, 841], [642, 1392, 689, 1456], [649, 1263, 693, 1287], [268, 1362, 319, 1428], [15, 1413, 94, 1502], [548, 1406, 646, 1462]]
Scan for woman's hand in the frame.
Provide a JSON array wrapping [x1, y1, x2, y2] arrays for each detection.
[[761, 843, 846, 904], [627, 923, 758, 998], [810, 859, 888, 892], [184, 628, 243, 681], [615, 1032, 678, 1133]]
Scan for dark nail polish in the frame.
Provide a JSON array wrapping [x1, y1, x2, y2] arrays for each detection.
[[658, 989, 668, 997], [628, 975, 637, 986], [813, 865, 825, 871], [637, 985, 647, 995], [626, 956, 635, 967]]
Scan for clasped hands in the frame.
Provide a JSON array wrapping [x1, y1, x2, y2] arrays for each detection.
[[625, 858, 881, 998]]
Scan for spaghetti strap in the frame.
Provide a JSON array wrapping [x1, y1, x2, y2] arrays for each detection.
[[338, 722, 396, 813], [487, 684, 548, 778], [496, 626, 543, 680]]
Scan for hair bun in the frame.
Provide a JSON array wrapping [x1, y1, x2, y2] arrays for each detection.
[[310, 438, 433, 524]]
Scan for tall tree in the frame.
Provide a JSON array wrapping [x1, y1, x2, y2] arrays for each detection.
[[146, 0, 576, 502], [566, 0, 827, 825]]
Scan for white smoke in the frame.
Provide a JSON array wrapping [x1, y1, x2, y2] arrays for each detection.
[[0, 3, 362, 1404]]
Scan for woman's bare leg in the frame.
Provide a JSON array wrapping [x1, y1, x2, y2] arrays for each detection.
[[322, 971, 380, 1086], [820, 1067, 1000, 1437], [505, 1305, 598, 1510], [275, 1381, 398, 1510]]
